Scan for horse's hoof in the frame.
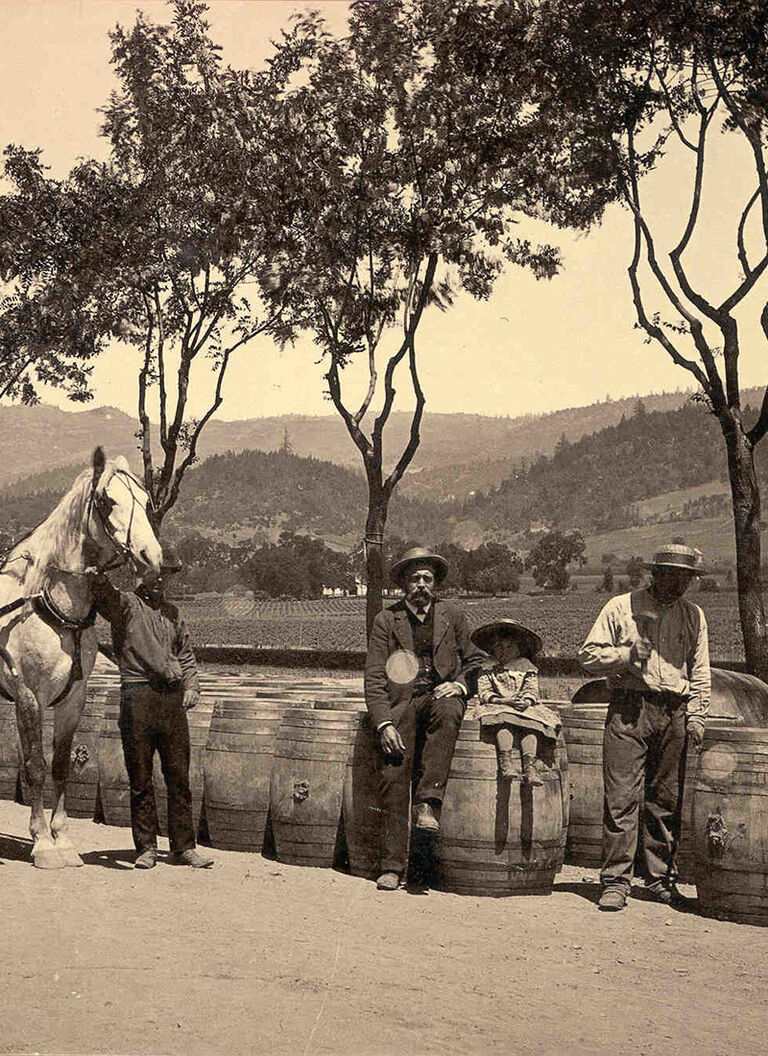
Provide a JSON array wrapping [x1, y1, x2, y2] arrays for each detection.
[[32, 847, 67, 870], [60, 848, 84, 868]]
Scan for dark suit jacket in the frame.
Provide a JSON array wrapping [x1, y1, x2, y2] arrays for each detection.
[[364, 598, 486, 729]]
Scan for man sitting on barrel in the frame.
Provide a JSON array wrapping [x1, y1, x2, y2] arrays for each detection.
[[578, 543, 710, 911], [364, 546, 485, 891]]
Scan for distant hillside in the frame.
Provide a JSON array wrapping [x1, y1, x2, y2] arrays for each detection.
[[459, 400, 730, 537], [0, 386, 717, 498], [0, 447, 447, 548], [4, 391, 768, 566], [163, 449, 443, 545]]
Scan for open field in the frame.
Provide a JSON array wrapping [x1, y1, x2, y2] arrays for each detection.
[[176, 590, 746, 661]]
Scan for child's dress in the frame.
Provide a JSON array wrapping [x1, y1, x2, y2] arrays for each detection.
[[466, 657, 561, 740]]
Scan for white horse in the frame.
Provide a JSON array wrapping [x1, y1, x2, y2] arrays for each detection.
[[0, 447, 162, 868]]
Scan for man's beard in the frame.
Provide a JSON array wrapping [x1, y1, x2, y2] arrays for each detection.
[[407, 586, 433, 607]]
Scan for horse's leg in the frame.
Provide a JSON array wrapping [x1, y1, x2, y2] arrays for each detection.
[[50, 684, 86, 867], [13, 678, 62, 869]]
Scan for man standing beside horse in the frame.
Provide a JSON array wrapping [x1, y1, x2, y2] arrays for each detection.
[[365, 546, 485, 891], [92, 547, 213, 870]]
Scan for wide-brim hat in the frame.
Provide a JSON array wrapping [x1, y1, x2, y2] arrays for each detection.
[[644, 544, 706, 575], [471, 619, 543, 658], [159, 544, 183, 573], [389, 546, 449, 586]]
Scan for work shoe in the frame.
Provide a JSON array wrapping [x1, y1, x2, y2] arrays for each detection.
[[522, 755, 544, 787], [413, 802, 440, 833], [645, 881, 689, 908], [497, 749, 516, 780], [376, 871, 401, 891], [169, 848, 214, 868], [598, 886, 628, 912], [134, 848, 157, 870]]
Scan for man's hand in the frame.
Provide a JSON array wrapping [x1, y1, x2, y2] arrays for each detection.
[[183, 689, 200, 711], [432, 681, 465, 699], [629, 638, 652, 664], [687, 719, 705, 751], [379, 723, 406, 759]]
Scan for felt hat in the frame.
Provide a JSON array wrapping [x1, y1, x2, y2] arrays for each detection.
[[470, 619, 543, 659], [159, 544, 183, 573], [645, 544, 706, 575], [389, 546, 449, 587]]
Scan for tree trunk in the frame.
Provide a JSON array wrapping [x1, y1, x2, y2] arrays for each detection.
[[364, 488, 389, 642], [723, 419, 768, 679]]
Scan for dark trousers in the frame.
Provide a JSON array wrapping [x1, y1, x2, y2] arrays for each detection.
[[377, 692, 464, 874], [601, 690, 687, 890], [119, 684, 196, 855]]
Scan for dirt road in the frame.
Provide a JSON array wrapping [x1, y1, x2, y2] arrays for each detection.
[[1, 799, 766, 1056]]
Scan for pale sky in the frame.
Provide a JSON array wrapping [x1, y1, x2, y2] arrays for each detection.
[[3, 0, 768, 423]]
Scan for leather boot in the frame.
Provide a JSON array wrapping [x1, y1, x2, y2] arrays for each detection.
[[522, 755, 544, 787]]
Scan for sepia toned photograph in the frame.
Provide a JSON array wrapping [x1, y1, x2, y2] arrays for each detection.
[[1, 1, 768, 1054]]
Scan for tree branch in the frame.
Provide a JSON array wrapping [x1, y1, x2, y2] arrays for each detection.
[[138, 292, 156, 497]]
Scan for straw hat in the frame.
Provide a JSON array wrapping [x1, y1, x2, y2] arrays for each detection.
[[645, 544, 706, 575], [470, 619, 543, 659]]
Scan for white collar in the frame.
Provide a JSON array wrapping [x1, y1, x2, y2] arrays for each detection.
[[405, 599, 432, 621]]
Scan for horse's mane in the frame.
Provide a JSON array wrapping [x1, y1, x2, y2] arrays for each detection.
[[1, 458, 146, 593]]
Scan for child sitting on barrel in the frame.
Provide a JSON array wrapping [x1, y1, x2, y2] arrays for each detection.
[[468, 620, 560, 785]]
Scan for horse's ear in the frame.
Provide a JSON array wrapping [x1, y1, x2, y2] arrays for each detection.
[[92, 446, 106, 487], [114, 455, 130, 473]]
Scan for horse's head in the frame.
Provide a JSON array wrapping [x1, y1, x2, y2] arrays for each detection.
[[89, 447, 163, 574]]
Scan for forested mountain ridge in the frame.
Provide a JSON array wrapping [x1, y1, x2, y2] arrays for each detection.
[[0, 386, 714, 496], [0, 397, 763, 564], [0, 448, 444, 548], [459, 400, 731, 537]]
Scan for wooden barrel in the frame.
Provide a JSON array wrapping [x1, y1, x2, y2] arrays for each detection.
[[341, 715, 382, 879], [97, 688, 131, 827], [689, 726, 768, 925], [152, 700, 214, 840], [0, 699, 19, 800], [563, 670, 761, 871], [310, 696, 366, 711], [65, 683, 106, 818], [270, 708, 362, 867], [558, 703, 607, 867], [203, 698, 284, 851], [433, 720, 568, 896]]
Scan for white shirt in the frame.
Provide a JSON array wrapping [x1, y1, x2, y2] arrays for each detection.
[[577, 588, 710, 720]]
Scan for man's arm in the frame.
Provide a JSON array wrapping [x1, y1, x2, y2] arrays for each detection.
[[364, 610, 395, 729], [433, 608, 487, 699], [686, 607, 711, 726], [89, 573, 125, 625], [577, 598, 637, 676], [175, 617, 201, 702]]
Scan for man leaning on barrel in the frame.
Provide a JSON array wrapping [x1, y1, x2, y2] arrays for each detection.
[[364, 546, 485, 891], [578, 543, 711, 912]]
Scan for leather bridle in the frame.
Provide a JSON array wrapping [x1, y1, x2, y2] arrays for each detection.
[[88, 469, 154, 572]]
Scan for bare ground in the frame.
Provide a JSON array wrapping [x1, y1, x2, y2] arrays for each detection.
[[1, 798, 767, 1056]]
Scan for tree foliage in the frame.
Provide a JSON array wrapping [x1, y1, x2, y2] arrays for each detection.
[[525, 529, 586, 591], [0, 148, 113, 403], [260, 0, 619, 634], [527, 0, 768, 673]]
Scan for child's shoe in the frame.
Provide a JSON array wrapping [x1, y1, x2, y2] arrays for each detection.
[[522, 755, 544, 787], [497, 749, 515, 780]]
